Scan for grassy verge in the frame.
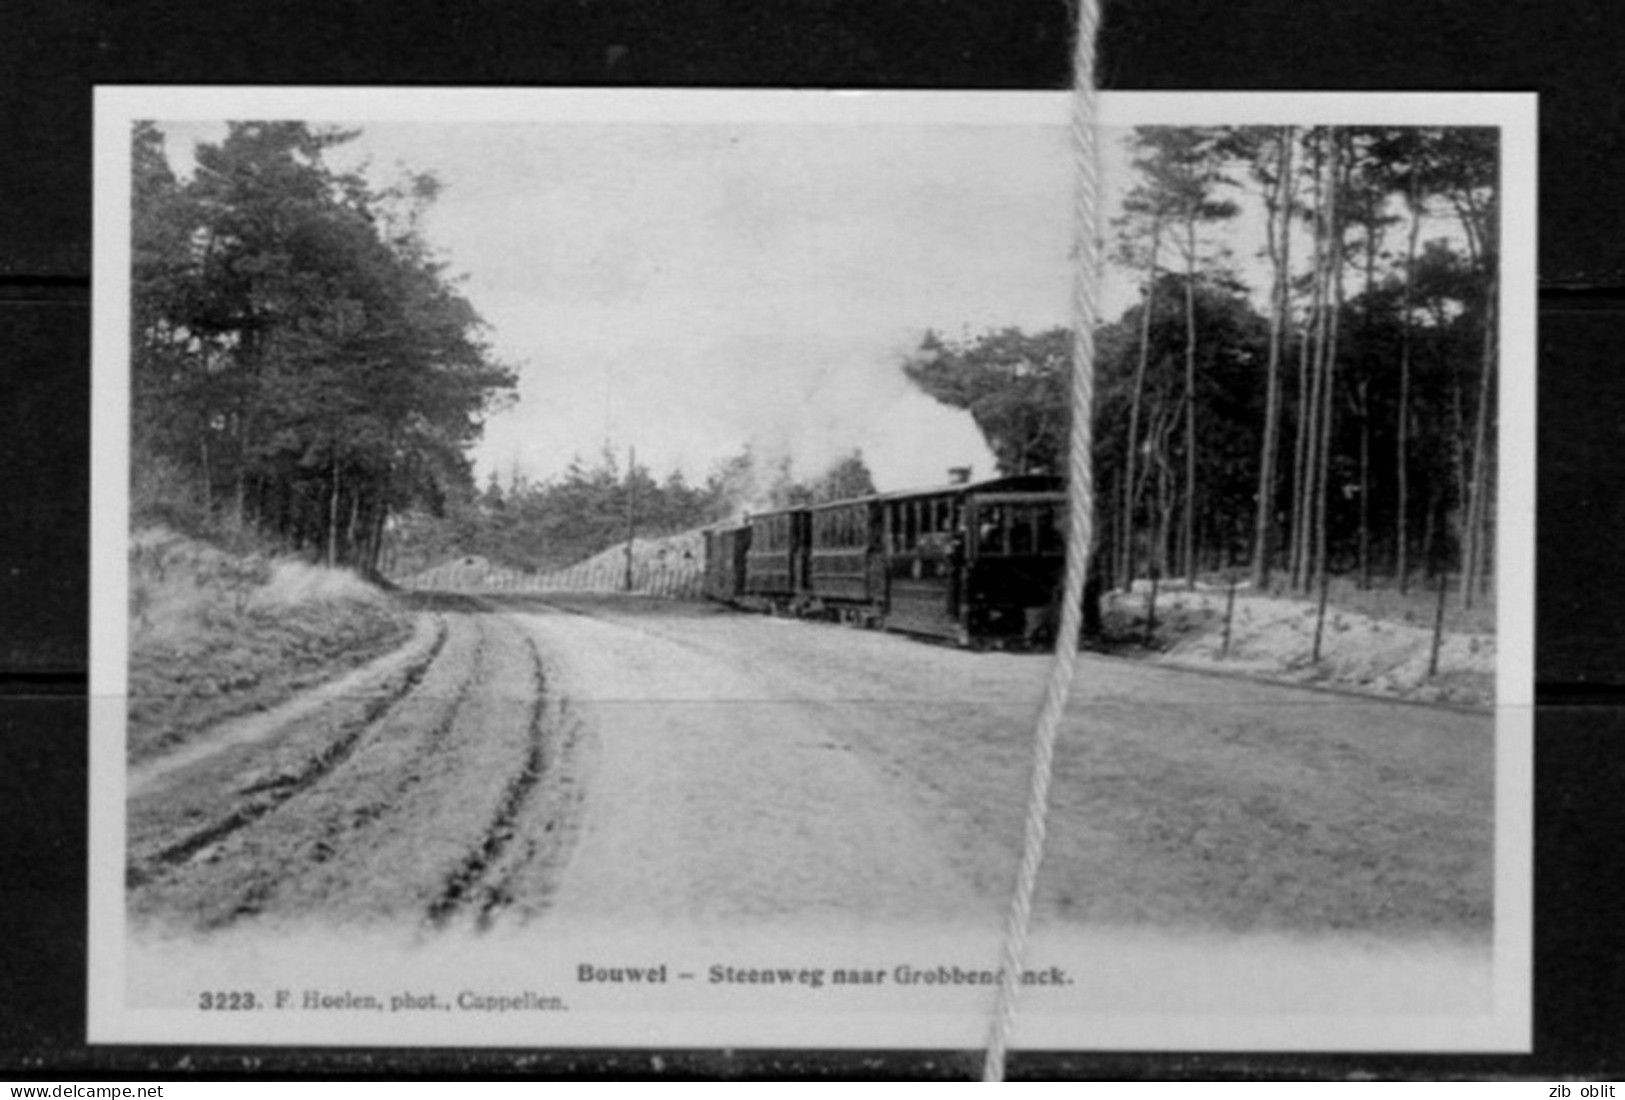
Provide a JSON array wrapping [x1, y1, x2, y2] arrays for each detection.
[[128, 527, 413, 765]]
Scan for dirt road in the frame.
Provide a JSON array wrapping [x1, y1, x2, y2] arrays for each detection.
[[127, 593, 1493, 939]]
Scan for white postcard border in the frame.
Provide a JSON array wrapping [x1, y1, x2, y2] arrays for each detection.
[[90, 87, 1536, 1052]]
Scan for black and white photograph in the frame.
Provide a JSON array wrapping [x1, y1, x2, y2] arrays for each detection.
[[88, 88, 1533, 1051]]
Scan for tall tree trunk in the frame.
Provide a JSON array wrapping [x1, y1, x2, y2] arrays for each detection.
[[1358, 379, 1371, 589], [1289, 308, 1312, 586], [346, 490, 361, 568], [1155, 439, 1174, 583], [199, 437, 213, 512], [1421, 482, 1439, 581], [1250, 127, 1293, 588], [1356, 169, 1379, 591], [1463, 281, 1496, 609], [373, 508, 389, 574], [1121, 231, 1162, 589], [1182, 227, 1198, 586], [1395, 178, 1422, 593], [327, 448, 340, 569], [1313, 132, 1344, 591], [233, 326, 259, 533], [1462, 373, 1475, 597], [234, 413, 248, 530], [1293, 131, 1329, 591]]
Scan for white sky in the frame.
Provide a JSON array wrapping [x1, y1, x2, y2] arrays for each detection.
[[375, 118, 1131, 491], [159, 114, 1182, 491], [145, 89, 1519, 495]]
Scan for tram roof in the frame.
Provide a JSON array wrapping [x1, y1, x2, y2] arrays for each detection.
[[724, 475, 1063, 525], [803, 474, 1064, 513]]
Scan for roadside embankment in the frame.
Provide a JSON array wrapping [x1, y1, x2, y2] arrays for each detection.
[[128, 526, 413, 765], [1100, 580, 1495, 708]]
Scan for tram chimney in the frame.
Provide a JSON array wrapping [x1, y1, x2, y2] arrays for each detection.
[[947, 466, 972, 485]]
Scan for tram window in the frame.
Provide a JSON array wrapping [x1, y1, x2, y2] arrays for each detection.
[[1009, 507, 1034, 554], [978, 505, 1007, 555], [1036, 505, 1062, 554]]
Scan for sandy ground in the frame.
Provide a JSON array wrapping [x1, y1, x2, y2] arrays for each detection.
[[122, 593, 1503, 1029], [129, 594, 1493, 937], [126, 608, 577, 932], [1107, 582, 1496, 708], [503, 596, 1493, 935], [510, 602, 987, 929]]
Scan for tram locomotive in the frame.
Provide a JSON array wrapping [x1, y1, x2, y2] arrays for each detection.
[[701, 475, 1067, 646]]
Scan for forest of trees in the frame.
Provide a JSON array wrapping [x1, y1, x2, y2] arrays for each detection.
[[130, 121, 516, 572], [904, 125, 1498, 606], [134, 120, 1497, 604], [387, 444, 879, 577], [129, 119, 886, 580]]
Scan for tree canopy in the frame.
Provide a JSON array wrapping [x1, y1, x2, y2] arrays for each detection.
[[902, 125, 1499, 601], [901, 327, 1070, 477], [130, 120, 516, 571], [385, 443, 879, 578]]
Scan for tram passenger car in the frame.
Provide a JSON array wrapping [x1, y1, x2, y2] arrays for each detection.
[[705, 474, 1066, 646], [740, 506, 809, 612], [701, 523, 750, 602], [804, 494, 882, 623]]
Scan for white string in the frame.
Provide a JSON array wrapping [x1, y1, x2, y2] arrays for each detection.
[[982, 0, 1101, 1081]]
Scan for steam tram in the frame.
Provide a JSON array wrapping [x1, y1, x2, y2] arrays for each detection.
[[701, 475, 1067, 646]]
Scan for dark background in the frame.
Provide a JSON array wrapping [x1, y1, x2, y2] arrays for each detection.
[[3, 0, 1621, 1080]]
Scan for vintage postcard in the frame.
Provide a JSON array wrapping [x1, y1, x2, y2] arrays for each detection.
[[89, 88, 1534, 1051]]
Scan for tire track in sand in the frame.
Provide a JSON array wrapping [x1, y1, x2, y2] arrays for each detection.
[[129, 604, 588, 933], [125, 614, 449, 890], [502, 600, 987, 929], [425, 631, 554, 929], [128, 612, 483, 927]]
